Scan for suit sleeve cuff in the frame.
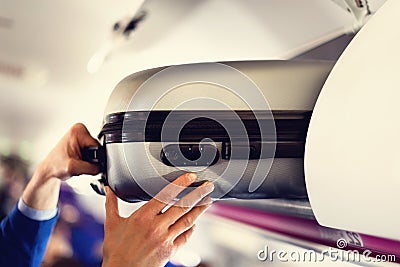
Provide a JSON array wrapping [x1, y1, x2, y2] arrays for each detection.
[[17, 198, 58, 221]]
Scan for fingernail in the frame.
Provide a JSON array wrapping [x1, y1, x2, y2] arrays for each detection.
[[202, 196, 213, 205], [203, 182, 214, 193], [188, 173, 197, 181]]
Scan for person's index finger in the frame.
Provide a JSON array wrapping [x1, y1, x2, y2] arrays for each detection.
[[146, 173, 197, 213], [78, 130, 100, 148], [72, 123, 100, 148], [163, 181, 214, 224], [80, 135, 100, 148]]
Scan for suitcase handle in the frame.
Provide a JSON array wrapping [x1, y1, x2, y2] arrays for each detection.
[[81, 146, 106, 167], [81, 146, 108, 196]]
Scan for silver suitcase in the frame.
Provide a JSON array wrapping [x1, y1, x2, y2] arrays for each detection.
[[83, 60, 333, 202]]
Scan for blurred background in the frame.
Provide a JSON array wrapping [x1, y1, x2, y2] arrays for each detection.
[[0, 0, 388, 266]]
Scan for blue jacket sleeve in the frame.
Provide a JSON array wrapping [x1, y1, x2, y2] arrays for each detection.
[[0, 205, 58, 267]]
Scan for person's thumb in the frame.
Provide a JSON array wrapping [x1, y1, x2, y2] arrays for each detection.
[[69, 158, 100, 177], [105, 186, 120, 221]]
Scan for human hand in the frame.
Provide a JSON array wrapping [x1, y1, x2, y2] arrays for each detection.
[[22, 123, 100, 210], [102, 173, 214, 267], [36, 123, 100, 181]]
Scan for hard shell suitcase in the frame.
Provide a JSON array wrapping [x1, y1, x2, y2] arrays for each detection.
[[83, 60, 333, 202]]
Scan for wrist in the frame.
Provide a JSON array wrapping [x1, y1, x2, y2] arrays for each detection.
[[32, 160, 54, 183], [22, 162, 61, 211]]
